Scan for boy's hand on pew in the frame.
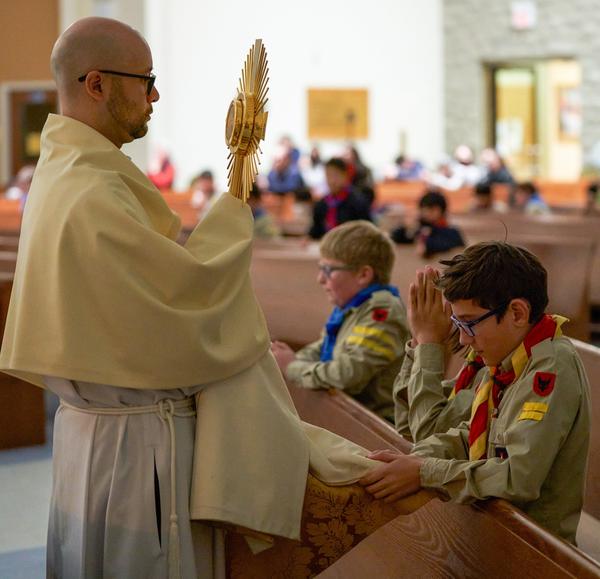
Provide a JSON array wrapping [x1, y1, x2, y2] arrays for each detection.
[[359, 450, 425, 503], [271, 340, 296, 373], [408, 267, 452, 345]]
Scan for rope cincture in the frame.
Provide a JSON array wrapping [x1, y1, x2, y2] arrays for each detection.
[[61, 397, 196, 579]]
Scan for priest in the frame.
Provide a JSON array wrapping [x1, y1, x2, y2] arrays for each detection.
[[0, 17, 377, 579]]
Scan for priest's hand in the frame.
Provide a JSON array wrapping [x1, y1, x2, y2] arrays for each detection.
[[359, 450, 425, 503], [271, 340, 296, 374], [408, 267, 452, 345]]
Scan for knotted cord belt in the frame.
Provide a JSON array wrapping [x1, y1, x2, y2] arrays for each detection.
[[60, 397, 196, 579]]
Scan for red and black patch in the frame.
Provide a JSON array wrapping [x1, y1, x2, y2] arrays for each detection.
[[533, 372, 556, 397], [372, 308, 389, 322]]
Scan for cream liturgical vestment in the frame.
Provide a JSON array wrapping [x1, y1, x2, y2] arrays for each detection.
[[0, 114, 374, 578]]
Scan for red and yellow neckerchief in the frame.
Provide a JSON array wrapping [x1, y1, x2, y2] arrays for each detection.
[[467, 314, 567, 461]]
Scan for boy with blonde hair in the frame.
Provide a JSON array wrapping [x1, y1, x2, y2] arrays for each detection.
[[272, 220, 410, 422]]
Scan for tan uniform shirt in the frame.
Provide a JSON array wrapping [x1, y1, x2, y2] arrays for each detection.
[[286, 290, 410, 421], [412, 336, 591, 543], [394, 342, 484, 441]]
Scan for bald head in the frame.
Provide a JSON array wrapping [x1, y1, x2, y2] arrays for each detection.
[[51, 17, 149, 99], [49, 17, 158, 148]]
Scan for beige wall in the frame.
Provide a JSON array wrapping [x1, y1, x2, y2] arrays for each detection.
[[0, 1, 58, 82], [545, 60, 582, 181]]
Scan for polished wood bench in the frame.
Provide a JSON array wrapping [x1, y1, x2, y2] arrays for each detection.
[[0, 277, 45, 449], [452, 212, 600, 311]]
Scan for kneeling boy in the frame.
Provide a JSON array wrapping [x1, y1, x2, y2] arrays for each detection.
[[361, 241, 590, 543], [272, 220, 410, 422]]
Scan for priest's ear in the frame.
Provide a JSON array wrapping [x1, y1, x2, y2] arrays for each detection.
[[81, 71, 106, 102]]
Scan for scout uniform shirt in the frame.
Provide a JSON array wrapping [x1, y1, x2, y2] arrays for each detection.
[[286, 290, 410, 421], [412, 335, 591, 543], [394, 342, 485, 441]]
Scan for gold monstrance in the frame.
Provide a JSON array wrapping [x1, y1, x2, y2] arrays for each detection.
[[225, 39, 269, 202]]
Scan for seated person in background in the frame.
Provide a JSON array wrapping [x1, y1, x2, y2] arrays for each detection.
[[308, 157, 372, 240], [452, 144, 483, 186], [394, 267, 486, 441], [342, 143, 374, 190], [278, 134, 301, 167], [267, 145, 305, 197], [428, 146, 482, 190], [515, 181, 551, 215], [5, 164, 35, 210], [584, 181, 600, 216], [272, 220, 410, 422], [248, 183, 281, 240], [479, 148, 515, 185], [342, 144, 376, 208], [190, 169, 218, 219], [391, 190, 465, 257], [361, 241, 591, 544], [469, 182, 508, 213], [299, 145, 328, 199], [391, 154, 424, 181], [147, 147, 175, 190]]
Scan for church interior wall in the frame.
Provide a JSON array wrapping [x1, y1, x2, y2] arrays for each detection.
[[444, 0, 600, 174], [144, 0, 444, 190]]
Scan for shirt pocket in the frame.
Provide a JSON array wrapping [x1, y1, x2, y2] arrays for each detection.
[[489, 417, 509, 459]]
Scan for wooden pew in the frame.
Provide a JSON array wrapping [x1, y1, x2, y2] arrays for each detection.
[[318, 498, 600, 578], [451, 212, 600, 244], [452, 212, 600, 325], [0, 236, 19, 251], [0, 199, 22, 232], [0, 250, 18, 273], [251, 244, 326, 347], [0, 276, 45, 449], [160, 190, 199, 230], [572, 339, 600, 561], [288, 385, 600, 578], [374, 179, 589, 212], [573, 340, 600, 520], [250, 242, 461, 348], [251, 239, 591, 345]]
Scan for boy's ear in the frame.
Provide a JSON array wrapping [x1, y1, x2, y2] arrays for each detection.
[[358, 265, 375, 286], [507, 298, 531, 327]]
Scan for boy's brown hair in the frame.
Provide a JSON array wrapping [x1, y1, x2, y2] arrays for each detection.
[[320, 220, 395, 284], [436, 241, 548, 322]]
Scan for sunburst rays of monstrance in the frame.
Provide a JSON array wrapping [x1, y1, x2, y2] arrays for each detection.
[[225, 39, 269, 202]]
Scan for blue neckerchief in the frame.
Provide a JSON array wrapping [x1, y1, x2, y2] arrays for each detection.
[[320, 283, 400, 362]]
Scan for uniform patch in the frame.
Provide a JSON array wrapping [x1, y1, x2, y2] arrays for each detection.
[[372, 308, 389, 322], [533, 372, 556, 397], [519, 401, 548, 422]]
